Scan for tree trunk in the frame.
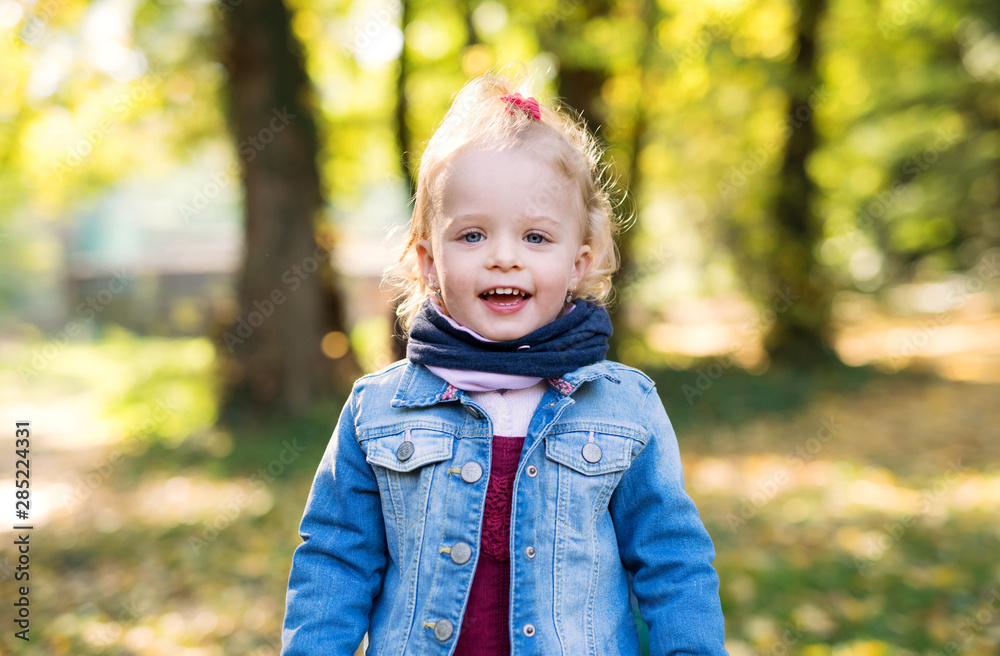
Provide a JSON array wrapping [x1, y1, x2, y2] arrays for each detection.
[[762, 0, 835, 363], [395, 0, 415, 202], [217, 0, 357, 419], [388, 0, 413, 362], [557, 66, 607, 138], [607, 0, 658, 360]]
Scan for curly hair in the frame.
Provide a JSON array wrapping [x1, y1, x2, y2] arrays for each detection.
[[383, 68, 624, 333]]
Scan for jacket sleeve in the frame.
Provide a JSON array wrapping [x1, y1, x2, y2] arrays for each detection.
[[281, 386, 388, 655], [608, 383, 727, 655]]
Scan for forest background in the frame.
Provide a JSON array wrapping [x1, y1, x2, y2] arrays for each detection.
[[1, 0, 999, 653]]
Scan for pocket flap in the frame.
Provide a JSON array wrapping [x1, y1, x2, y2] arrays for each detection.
[[544, 430, 637, 475], [364, 429, 454, 473]]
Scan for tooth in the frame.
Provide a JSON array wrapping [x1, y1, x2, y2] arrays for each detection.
[[483, 287, 529, 298]]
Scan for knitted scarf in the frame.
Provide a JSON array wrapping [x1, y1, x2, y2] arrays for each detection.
[[407, 298, 613, 379]]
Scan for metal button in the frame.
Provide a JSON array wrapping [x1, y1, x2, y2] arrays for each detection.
[[396, 441, 414, 461], [450, 541, 472, 565], [526, 465, 538, 478], [582, 442, 602, 463], [467, 407, 482, 419], [434, 619, 453, 641], [522, 623, 536, 637], [525, 545, 535, 559], [461, 462, 483, 483]]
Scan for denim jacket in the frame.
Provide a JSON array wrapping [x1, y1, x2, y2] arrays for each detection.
[[281, 359, 727, 655]]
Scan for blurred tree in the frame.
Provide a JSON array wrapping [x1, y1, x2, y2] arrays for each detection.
[[389, 0, 414, 361], [608, 0, 659, 359], [395, 0, 415, 201], [826, 0, 999, 292], [217, 0, 358, 419], [4, 0, 994, 379], [759, 0, 834, 361]]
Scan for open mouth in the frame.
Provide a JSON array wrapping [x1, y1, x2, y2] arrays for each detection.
[[479, 287, 532, 307]]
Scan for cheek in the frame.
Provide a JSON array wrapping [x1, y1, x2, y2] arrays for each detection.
[[543, 254, 579, 279], [437, 262, 471, 291], [535, 268, 574, 294]]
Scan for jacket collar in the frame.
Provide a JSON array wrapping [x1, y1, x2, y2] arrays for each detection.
[[391, 359, 621, 408]]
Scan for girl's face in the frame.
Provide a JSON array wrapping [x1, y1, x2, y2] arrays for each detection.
[[417, 145, 592, 342]]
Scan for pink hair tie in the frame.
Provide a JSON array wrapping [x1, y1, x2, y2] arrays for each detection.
[[500, 93, 541, 121]]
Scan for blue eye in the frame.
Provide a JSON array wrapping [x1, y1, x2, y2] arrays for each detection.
[[462, 232, 483, 243], [525, 233, 546, 244]]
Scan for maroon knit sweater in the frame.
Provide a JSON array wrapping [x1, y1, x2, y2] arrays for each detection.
[[453, 435, 525, 656]]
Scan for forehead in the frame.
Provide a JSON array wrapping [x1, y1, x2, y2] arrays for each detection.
[[433, 145, 584, 232]]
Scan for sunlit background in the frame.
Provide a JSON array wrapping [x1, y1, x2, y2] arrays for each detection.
[[0, 0, 998, 653]]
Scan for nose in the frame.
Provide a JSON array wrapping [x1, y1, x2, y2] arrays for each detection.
[[485, 234, 521, 270]]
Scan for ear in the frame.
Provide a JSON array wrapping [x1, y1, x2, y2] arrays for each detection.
[[416, 238, 438, 288], [569, 244, 592, 291]]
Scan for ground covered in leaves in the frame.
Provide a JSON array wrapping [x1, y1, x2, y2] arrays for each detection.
[[1, 333, 998, 655]]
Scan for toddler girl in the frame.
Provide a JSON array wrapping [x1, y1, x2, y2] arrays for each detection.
[[281, 72, 727, 655]]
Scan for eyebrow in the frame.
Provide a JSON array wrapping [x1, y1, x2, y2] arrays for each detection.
[[448, 213, 564, 229]]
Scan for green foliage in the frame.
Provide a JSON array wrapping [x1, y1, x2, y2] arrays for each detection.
[[813, 0, 999, 291], [3, 0, 997, 348]]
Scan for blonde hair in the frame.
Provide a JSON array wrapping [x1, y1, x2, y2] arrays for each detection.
[[384, 69, 622, 333]]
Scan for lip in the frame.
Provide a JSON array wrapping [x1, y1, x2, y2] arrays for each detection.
[[480, 294, 530, 315]]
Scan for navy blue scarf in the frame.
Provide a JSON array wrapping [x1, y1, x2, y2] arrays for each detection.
[[407, 299, 613, 378]]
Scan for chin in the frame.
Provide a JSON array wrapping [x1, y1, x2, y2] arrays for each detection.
[[490, 323, 543, 342], [477, 328, 517, 342]]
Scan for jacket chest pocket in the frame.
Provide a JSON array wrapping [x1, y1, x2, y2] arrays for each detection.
[[543, 428, 642, 534], [364, 428, 454, 530]]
